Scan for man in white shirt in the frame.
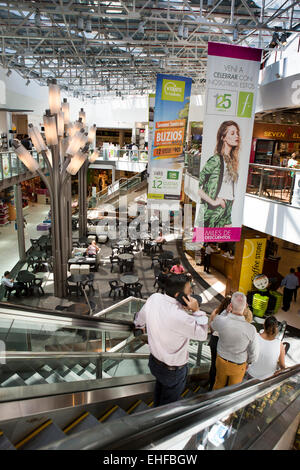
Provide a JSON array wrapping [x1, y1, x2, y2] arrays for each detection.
[[211, 292, 259, 390], [134, 274, 208, 407], [1, 271, 26, 296], [204, 243, 215, 274]]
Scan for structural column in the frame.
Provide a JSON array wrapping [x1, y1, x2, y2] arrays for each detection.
[[78, 161, 88, 238], [14, 183, 26, 261]]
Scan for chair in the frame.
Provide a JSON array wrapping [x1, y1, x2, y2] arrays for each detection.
[[129, 282, 143, 298], [27, 255, 39, 271], [151, 256, 160, 269], [124, 259, 134, 273], [110, 255, 119, 273], [3, 285, 15, 300], [83, 274, 95, 293], [33, 278, 45, 296], [108, 280, 123, 300], [66, 281, 79, 297], [30, 238, 39, 248]]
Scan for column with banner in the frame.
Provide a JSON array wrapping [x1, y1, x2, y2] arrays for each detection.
[[238, 238, 267, 294], [193, 42, 262, 243], [147, 74, 192, 207]]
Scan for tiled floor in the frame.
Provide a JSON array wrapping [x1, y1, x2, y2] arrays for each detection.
[[0, 202, 49, 275]]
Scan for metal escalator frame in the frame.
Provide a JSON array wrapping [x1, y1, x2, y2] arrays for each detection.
[[0, 301, 136, 332], [41, 363, 300, 450]]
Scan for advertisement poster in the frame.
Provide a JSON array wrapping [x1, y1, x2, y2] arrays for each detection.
[[292, 171, 300, 208], [148, 93, 155, 152], [238, 238, 267, 294], [147, 74, 192, 206], [193, 42, 261, 243]]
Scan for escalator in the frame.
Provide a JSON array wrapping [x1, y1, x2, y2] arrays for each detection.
[[0, 301, 299, 450]]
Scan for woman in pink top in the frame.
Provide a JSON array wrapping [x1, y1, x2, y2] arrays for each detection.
[[170, 262, 185, 274]]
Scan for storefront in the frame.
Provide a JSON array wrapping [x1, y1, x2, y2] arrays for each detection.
[[251, 122, 300, 166]]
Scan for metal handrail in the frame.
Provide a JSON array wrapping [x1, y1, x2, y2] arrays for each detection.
[[249, 163, 300, 172], [0, 351, 149, 360], [95, 296, 145, 317], [43, 363, 300, 450]]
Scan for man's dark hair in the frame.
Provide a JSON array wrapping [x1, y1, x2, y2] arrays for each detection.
[[165, 274, 190, 298], [4, 271, 10, 277], [290, 268, 295, 273]]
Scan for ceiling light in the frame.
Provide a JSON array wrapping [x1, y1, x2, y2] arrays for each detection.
[[79, 77, 83, 86], [270, 32, 279, 47], [178, 24, 183, 38], [280, 32, 288, 45], [138, 21, 145, 34], [26, 79, 30, 86], [48, 80, 61, 114], [12, 140, 40, 172], [183, 26, 189, 40], [233, 27, 239, 42], [78, 17, 84, 31], [85, 19, 92, 33], [43, 112, 58, 146], [34, 9, 41, 27]]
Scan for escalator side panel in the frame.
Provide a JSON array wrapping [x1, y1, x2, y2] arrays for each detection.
[[16, 420, 65, 450]]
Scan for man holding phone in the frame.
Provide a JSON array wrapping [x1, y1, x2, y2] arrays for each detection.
[[134, 274, 208, 407]]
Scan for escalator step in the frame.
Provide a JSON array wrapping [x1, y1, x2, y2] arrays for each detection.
[[37, 364, 54, 379], [53, 365, 71, 378], [0, 373, 26, 388], [44, 372, 67, 384], [64, 412, 100, 436], [148, 401, 154, 408], [24, 373, 48, 386], [99, 405, 127, 423], [15, 420, 65, 450], [128, 401, 149, 415], [70, 364, 84, 375], [0, 431, 15, 450]]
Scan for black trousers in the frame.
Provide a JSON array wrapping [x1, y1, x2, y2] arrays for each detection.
[[149, 354, 188, 407], [283, 287, 294, 311], [208, 335, 218, 391], [204, 254, 211, 273], [293, 287, 298, 301]]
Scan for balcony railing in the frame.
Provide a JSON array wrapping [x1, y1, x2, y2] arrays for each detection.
[[246, 163, 299, 206], [0, 150, 46, 183], [97, 148, 148, 163], [185, 158, 300, 208]]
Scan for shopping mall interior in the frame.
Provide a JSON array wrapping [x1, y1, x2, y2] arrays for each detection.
[[0, 0, 299, 453]]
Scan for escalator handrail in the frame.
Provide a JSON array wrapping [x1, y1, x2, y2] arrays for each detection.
[[43, 362, 300, 450], [0, 351, 150, 360], [0, 301, 135, 329]]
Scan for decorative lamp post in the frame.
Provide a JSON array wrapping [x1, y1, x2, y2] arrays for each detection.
[[13, 79, 97, 298]]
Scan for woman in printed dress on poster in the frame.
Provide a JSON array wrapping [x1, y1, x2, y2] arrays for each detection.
[[196, 120, 241, 228]]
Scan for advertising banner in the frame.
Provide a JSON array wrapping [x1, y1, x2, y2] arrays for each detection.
[[148, 93, 155, 151], [193, 42, 262, 243], [238, 238, 267, 294], [292, 171, 300, 208], [148, 74, 192, 206]]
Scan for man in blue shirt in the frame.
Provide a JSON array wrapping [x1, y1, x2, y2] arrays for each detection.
[[281, 268, 299, 311], [1, 271, 26, 297]]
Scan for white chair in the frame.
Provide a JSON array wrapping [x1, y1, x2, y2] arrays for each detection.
[[80, 264, 90, 275], [70, 264, 80, 275], [87, 235, 96, 243]]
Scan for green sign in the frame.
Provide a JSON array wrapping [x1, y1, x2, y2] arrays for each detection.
[[167, 171, 179, 180], [237, 92, 254, 118], [161, 79, 185, 102]]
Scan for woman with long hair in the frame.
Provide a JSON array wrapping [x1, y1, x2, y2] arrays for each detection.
[[247, 316, 286, 380], [197, 121, 240, 228]]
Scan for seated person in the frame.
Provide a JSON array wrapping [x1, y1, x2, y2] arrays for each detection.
[[170, 261, 185, 275], [158, 266, 170, 288], [1, 271, 27, 296], [86, 240, 100, 257], [155, 231, 166, 244]]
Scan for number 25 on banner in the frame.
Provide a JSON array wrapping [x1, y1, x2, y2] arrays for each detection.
[[215, 93, 232, 109]]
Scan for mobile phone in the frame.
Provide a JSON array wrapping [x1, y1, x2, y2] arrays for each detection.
[[177, 293, 202, 307]]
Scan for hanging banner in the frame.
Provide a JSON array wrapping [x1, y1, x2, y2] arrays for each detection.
[[148, 93, 155, 152], [239, 238, 267, 294], [193, 43, 262, 243], [147, 74, 192, 206]]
